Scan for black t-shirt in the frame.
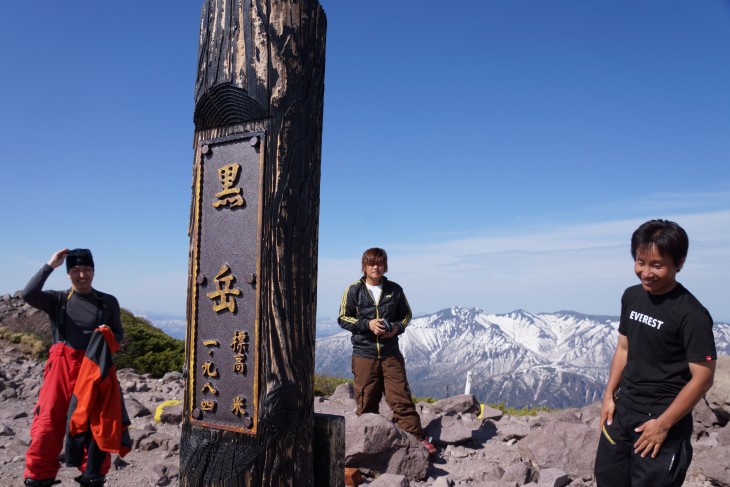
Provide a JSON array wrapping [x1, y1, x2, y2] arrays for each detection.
[[618, 283, 716, 414]]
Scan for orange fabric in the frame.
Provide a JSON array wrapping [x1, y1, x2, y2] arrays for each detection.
[[68, 326, 131, 456]]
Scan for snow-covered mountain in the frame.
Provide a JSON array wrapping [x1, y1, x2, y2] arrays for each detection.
[[315, 317, 342, 338], [134, 311, 186, 339], [137, 305, 730, 409], [316, 307, 730, 409]]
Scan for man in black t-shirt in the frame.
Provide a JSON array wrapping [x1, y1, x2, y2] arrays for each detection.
[[594, 220, 716, 487]]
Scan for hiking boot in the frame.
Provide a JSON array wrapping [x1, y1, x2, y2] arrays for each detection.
[[24, 479, 61, 487], [420, 437, 437, 456], [74, 475, 106, 487]]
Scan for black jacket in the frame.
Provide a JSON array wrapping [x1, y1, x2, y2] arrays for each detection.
[[338, 276, 412, 359]]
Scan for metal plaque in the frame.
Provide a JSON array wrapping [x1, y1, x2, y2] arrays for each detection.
[[188, 131, 264, 434]]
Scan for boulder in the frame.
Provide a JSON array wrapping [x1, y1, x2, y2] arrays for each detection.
[[424, 414, 484, 445], [537, 467, 570, 487], [125, 397, 152, 418], [520, 421, 597, 481], [427, 394, 481, 415], [368, 473, 410, 486], [706, 356, 730, 426], [329, 382, 357, 410], [688, 444, 730, 486], [500, 462, 533, 484], [345, 413, 429, 480]]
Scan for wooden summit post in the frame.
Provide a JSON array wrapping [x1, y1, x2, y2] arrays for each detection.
[[180, 1, 327, 485]]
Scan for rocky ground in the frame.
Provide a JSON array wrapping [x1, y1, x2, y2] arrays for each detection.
[[0, 341, 182, 487], [1, 342, 728, 487]]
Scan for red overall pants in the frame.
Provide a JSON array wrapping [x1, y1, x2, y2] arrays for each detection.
[[24, 343, 111, 480]]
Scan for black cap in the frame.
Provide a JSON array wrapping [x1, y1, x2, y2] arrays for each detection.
[[66, 249, 94, 271]]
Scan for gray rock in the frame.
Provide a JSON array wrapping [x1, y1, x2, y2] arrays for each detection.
[[706, 356, 730, 425], [148, 463, 173, 486], [537, 467, 570, 487], [717, 423, 730, 445], [500, 462, 532, 484], [0, 388, 18, 401], [425, 414, 483, 445], [369, 473, 410, 486], [694, 397, 719, 428], [479, 404, 504, 421], [428, 395, 481, 415], [157, 403, 183, 425], [0, 404, 27, 421], [577, 401, 602, 424], [162, 371, 183, 383], [125, 397, 152, 418], [545, 409, 582, 425], [164, 462, 180, 481], [329, 382, 354, 401], [445, 445, 472, 459], [495, 417, 531, 442], [431, 477, 454, 487], [468, 481, 520, 487], [479, 464, 506, 482], [520, 421, 597, 481], [346, 413, 429, 480], [129, 424, 156, 450], [689, 444, 730, 486], [138, 435, 161, 451], [15, 427, 31, 447]]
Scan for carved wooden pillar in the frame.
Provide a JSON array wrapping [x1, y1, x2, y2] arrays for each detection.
[[180, 1, 326, 485]]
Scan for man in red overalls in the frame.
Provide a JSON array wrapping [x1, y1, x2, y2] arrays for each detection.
[[22, 248, 124, 487]]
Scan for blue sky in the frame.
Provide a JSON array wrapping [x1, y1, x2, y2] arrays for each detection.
[[1, 1, 729, 322]]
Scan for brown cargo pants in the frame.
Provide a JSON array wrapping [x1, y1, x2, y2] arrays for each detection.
[[352, 353, 425, 440]]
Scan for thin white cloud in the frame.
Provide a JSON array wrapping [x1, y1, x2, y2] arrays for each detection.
[[6, 212, 729, 323], [317, 210, 730, 321], [594, 190, 730, 215]]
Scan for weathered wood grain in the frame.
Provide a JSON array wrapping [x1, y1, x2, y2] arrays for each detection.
[[181, 0, 326, 485]]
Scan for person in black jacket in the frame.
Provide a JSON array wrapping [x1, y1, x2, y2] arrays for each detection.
[[338, 247, 436, 456]]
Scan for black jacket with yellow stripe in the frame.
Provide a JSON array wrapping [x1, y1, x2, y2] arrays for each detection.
[[337, 276, 412, 359]]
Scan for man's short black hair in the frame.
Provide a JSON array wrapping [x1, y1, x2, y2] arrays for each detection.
[[630, 220, 688, 267]]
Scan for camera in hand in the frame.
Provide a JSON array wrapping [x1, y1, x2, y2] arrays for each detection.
[[381, 319, 393, 333]]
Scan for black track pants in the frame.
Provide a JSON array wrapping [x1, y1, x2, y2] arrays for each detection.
[[594, 400, 692, 487]]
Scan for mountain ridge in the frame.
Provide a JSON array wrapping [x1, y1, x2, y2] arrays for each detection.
[[3, 291, 727, 410], [315, 306, 730, 409]]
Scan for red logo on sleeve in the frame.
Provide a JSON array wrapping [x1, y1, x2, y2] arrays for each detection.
[[706, 356, 713, 361]]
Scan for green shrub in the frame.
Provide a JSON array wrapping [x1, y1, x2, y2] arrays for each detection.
[[115, 310, 184, 377], [314, 375, 351, 397], [413, 395, 436, 403], [311, 375, 437, 403], [0, 327, 49, 359], [488, 401, 554, 416], [2, 311, 184, 374]]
